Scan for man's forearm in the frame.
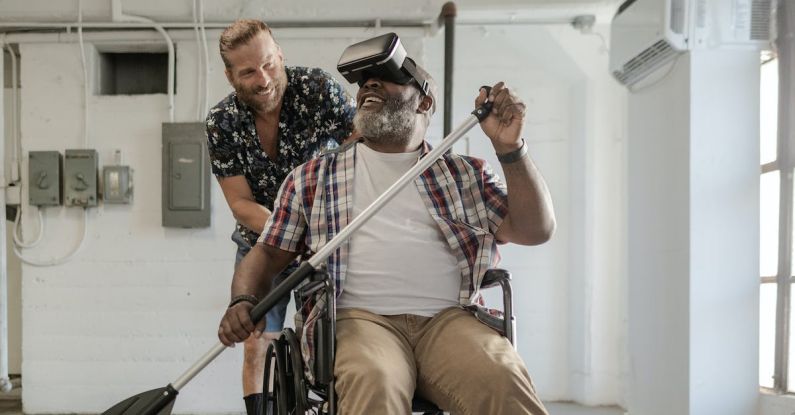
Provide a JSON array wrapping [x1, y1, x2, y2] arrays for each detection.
[[499, 151, 556, 245], [230, 199, 272, 235], [231, 244, 272, 299], [230, 243, 299, 300]]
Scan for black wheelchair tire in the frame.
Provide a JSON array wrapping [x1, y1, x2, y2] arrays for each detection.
[[283, 329, 308, 413], [262, 337, 295, 415]]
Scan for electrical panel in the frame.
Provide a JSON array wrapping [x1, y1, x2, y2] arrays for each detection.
[[28, 151, 62, 206], [64, 149, 98, 207], [162, 122, 210, 228], [102, 165, 133, 204]]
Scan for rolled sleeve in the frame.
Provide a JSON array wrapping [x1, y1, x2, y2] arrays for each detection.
[[479, 162, 509, 234], [206, 110, 244, 177], [259, 170, 307, 253]]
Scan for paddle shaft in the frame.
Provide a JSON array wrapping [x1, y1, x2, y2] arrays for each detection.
[[172, 104, 490, 392]]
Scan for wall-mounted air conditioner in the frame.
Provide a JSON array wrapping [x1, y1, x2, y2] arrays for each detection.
[[609, 0, 689, 86], [609, 0, 771, 87]]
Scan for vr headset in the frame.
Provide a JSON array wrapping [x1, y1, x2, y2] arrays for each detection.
[[337, 32, 430, 96]]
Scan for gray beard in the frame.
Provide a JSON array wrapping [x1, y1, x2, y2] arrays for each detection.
[[353, 95, 417, 147]]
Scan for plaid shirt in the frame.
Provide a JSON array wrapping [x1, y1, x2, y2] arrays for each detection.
[[259, 140, 509, 382]]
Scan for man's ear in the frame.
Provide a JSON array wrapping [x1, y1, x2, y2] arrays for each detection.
[[417, 94, 434, 114], [224, 68, 234, 85]]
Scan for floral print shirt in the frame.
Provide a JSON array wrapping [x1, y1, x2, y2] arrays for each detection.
[[206, 66, 356, 245]]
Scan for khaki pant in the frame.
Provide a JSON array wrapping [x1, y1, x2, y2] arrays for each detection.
[[334, 307, 548, 415]]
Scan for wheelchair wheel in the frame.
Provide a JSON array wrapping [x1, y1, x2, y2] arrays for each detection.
[[262, 337, 293, 415], [283, 329, 308, 413]]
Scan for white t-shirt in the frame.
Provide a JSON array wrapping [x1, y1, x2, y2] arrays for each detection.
[[337, 143, 461, 316]]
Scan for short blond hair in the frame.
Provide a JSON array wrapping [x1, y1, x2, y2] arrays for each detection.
[[219, 19, 274, 68]]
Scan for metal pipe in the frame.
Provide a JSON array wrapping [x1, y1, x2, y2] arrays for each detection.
[[442, 2, 456, 137], [111, 11, 175, 123], [0, 40, 11, 394], [198, 0, 210, 117], [191, 0, 203, 121], [0, 26, 431, 46], [2, 40, 19, 182], [0, 19, 437, 31], [0, 14, 588, 36]]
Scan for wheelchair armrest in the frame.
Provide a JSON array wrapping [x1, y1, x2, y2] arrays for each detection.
[[480, 268, 511, 289], [478, 268, 515, 348]]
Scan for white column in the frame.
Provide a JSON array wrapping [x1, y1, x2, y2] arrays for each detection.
[[626, 49, 759, 414]]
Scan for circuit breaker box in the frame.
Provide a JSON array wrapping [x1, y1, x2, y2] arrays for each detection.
[[28, 151, 62, 206], [64, 149, 98, 207], [162, 122, 210, 227]]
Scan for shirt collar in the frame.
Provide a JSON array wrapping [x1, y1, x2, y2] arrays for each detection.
[[352, 138, 435, 158]]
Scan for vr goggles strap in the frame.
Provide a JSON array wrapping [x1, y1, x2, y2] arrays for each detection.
[[402, 58, 430, 96]]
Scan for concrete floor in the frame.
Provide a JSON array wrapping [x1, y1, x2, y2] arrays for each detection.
[[0, 377, 20, 415], [0, 381, 625, 415], [0, 403, 624, 415], [545, 402, 625, 415]]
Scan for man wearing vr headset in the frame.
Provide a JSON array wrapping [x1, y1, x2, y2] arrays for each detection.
[[218, 46, 555, 413], [206, 19, 356, 415]]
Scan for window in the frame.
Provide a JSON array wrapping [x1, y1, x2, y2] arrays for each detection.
[[759, 53, 795, 392], [760, 55, 778, 389]]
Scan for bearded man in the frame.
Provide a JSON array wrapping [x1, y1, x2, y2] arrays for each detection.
[[218, 59, 555, 414], [205, 19, 355, 415]]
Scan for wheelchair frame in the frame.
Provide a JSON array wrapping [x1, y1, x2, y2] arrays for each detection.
[[261, 268, 515, 415]]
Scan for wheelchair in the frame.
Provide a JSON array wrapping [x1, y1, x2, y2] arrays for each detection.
[[261, 268, 515, 415]]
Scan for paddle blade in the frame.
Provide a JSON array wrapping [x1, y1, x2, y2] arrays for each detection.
[[102, 385, 178, 415]]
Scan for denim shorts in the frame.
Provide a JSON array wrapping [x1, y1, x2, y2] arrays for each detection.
[[232, 229, 292, 333]]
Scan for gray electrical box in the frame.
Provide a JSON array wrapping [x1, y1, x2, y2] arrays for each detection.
[[162, 122, 210, 228], [64, 149, 99, 207], [28, 151, 62, 206], [102, 165, 133, 204]]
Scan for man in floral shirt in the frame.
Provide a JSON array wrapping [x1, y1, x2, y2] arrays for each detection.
[[205, 19, 355, 415]]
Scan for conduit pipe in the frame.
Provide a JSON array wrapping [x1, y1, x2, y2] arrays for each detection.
[[199, 0, 210, 116], [199, 1, 210, 116], [441, 2, 456, 137], [0, 27, 430, 44], [111, 0, 175, 122], [0, 19, 445, 31], [11, 1, 92, 267], [2, 40, 19, 182], [192, 0, 203, 121], [0, 41, 11, 394]]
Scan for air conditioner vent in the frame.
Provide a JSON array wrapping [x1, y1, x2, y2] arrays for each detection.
[[613, 39, 678, 85], [751, 0, 771, 41]]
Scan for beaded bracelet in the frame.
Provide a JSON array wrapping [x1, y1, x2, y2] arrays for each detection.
[[228, 294, 259, 308], [496, 139, 528, 164]]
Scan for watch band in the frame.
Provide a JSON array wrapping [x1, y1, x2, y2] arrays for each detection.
[[496, 139, 528, 164], [228, 294, 259, 308]]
